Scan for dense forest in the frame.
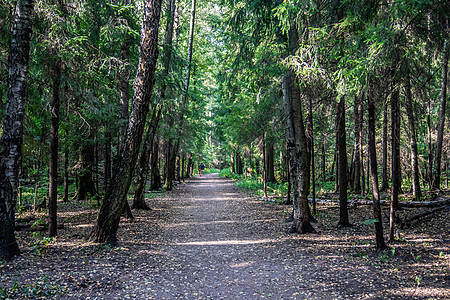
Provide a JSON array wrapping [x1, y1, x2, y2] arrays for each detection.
[[0, 0, 449, 264]]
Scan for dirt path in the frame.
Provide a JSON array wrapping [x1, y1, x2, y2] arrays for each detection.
[[90, 174, 419, 299], [2, 174, 448, 299]]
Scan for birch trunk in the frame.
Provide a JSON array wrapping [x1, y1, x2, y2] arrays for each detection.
[[0, 0, 34, 261]]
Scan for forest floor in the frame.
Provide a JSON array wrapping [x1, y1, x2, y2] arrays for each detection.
[[1, 173, 449, 299]]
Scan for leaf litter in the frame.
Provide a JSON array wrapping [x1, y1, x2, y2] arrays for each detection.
[[1, 174, 448, 299]]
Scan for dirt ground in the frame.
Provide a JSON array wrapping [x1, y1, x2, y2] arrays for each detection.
[[1, 173, 449, 299]]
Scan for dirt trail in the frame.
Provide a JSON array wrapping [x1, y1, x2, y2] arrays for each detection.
[[2, 174, 447, 299], [103, 174, 408, 299]]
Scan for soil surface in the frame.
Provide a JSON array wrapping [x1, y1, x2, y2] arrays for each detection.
[[1, 174, 449, 299]]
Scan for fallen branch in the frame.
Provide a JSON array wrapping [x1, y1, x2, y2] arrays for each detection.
[[400, 206, 450, 228], [15, 223, 64, 232]]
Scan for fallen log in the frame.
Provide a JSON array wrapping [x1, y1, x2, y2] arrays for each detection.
[[15, 223, 64, 232], [304, 197, 450, 208], [400, 206, 450, 228]]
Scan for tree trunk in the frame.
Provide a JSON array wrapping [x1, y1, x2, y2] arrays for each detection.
[[104, 133, 111, 191], [283, 72, 314, 233], [118, 35, 131, 153], [165, 0, 195, 189], [132, 107, 161, 210], [93, 0, 163, 245], [404, 75, 421, 201], [0, 0, 34, 261], [265, 142, 276, 183], [78, 143, 97, 200], [337, 97, 350, 227], [390, 77, 401, 241], [48, 61, 61, 237], [306, 94, 316, 214], [262, 134, 268, 198], [368, 85, 388, 249], [236, 151, 243, 175], [150, 137, 162, 190], [352, 94, 362, 193], [381, 100, 389, 192], [432, 41, 449, 190], [63, 151, 69, 202]]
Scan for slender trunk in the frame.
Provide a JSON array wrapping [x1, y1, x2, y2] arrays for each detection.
[[337, 97, 350, 227], [265, 142, 276, 183], [236, 151, 243, 175], [306, 95, 316, 213], [381, 100, 389, 191], [165, 0, 195, 188], [353, 95, 362, 193], [427, 99, 433, 187], [262, 134, 268, 198], [63, 151, 69, 202], [150, 137, 162, 190], [78, 143, 97, 200], [368, 85, 388, 249], [132, 107, 161, 210], [390, 77, 401, 241], [321, 141, 326, 181], [404, 75, 421, 200], [0, 0, 34, 261], [118, 36, 131, 153], [48, 61, 61, 237], [104, 133, 111, 191], [93, 0, 163, 245], [432, 41, 449, 190]]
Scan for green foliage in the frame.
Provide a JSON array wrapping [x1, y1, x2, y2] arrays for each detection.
[[0, 277, 64, 299], [30, 233, 56, 255]]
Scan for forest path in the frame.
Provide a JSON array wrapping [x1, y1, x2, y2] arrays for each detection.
[[2, 174, 427, 299], [113, 173, 400, 299]]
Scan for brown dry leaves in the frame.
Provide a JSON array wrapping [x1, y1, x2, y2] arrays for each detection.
[[1, 175, 448, 299]]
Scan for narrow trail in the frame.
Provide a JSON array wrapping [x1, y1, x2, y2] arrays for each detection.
[[116, 174, 400, 299]]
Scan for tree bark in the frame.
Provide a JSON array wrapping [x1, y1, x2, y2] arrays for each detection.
[[283, 72, 314, 233], [265, 142, 276, 183], [432, 41, 449, 190], [0, 0, 34, 261], [93, 0, 163, 245], [132, 107, 162, 209], [404, 75, 421, 201], [381, 100, 389, 192], [390, 77, 401, 241], [352, 94, 362, 193], [118, 34, 131, 153], [337, 97, 350, 227], [150, 137, 162, 190], [368, 85, 388, 250], [306, 94, 316, 213], [78, 143, 97, 200], [48, 61, 61, 237]]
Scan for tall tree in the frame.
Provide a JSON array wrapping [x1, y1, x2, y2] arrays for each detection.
[[48, 60, 61, 237], [337, 96, 350, 227], [367, 84, 387, 250], [0, 0, 34, 261], [93, 0, 163, 245], [165, 0, 196, 190], [404, 73, 421, 201], [432, 41, 449, 191]]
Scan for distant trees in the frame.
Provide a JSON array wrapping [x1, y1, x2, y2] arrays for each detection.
[[215, 0, 449, 248], [0, 0, 448, 257]]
